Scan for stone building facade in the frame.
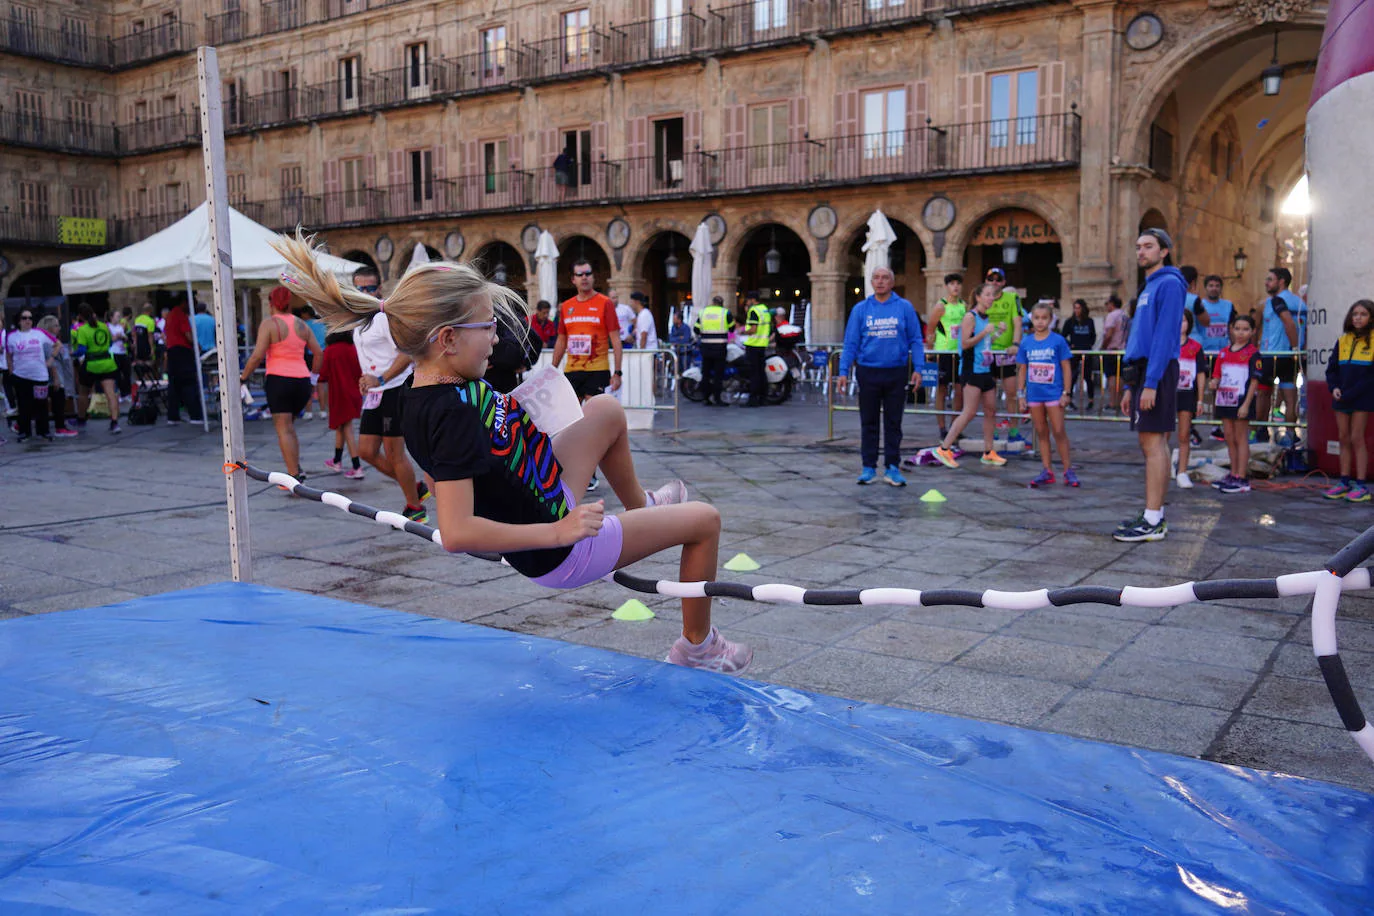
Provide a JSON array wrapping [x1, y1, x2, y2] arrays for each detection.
[[1, 0, 1322, 340]]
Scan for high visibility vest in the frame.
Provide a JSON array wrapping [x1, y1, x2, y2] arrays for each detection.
[[695, 305, 732, 346], [744, 304, 772, 348]]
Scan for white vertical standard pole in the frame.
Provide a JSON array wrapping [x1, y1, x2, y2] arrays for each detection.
[[198, 45, 252, 583]]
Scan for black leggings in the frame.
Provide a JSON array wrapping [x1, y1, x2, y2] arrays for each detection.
[[12, 375, 50, 437], [1070, 355, 1099, 401]]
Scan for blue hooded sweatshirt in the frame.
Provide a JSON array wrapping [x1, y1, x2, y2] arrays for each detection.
[[838, 293, 925, 375], [1124, 265, 1186, 390]]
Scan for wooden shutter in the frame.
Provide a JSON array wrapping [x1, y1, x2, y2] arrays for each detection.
[[682, 112, 701, 190], [509, 133, 522, 169], [722, 105, 746, 189], [323, 159, 340, 195], [787, 96, 809, 178], [787, 96, 808, 141], [833, 90, 858, 136], [591, 121, 608, 194], [907, 80, 928, 170], [833, 90, 858, 177], [1037, 61, 1066, 159], [461, 139, 479, 207], [627, 117, 649, 159], [364, 153, 376, 188], [955, 72, 985, 169], [540, 127, 557, 167], [388, 149, 405, 189]]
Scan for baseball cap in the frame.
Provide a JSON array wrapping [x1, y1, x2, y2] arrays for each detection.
[[1139, 227, 1173, 250], [985, 267, 1005, 280], [630, 291, 648, 303]]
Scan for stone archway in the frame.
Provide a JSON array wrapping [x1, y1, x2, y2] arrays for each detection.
[[838, 217, 926, 317], [472, 240, 528, 290], [945, 193, 1076, 274], [960, 208, 1066, 306], [638, 230, 695, 331], [554, 235, 612, 304], [735, 223, 812, 319]]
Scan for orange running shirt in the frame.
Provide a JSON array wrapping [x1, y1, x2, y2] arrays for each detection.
[[557, 292, 620, 373]]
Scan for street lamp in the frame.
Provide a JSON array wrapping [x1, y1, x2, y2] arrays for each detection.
[[1232, 247, 1248, 278], [493, 261, 508, 285], [764, 228, 781, 275], [664, 236, 679, 279], [1261, 30, 1282, 97], [1002, 236, 1021, 266]]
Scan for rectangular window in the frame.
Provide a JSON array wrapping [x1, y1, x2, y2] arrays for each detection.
[[161, 11, 177, 28], [1260, 184, 1276, 222], [160, 94, 178, 119], [130, 19, 145, 33], [66, 98, 93, 127], [405, 42, 427, 91], [69, 186, 98, 218], [563, 9, 591, 65], [339, 57, 360, 107], [1149, 124, 1173, 180], [227, 173, 247, 205], [161, 182, 183, 213], [409, 148, 433, 207], [61, 16, 91, 55], [10, 3, 36, 47], [753, 0, 787, 31], [481, 27, 507, 80], [342, 156, 363, 207], [224, 79, 240, 125], [483, 139, 509, 194], [748, 102, 787, 170], [562, 128, 592, 185], [654, 118, 684, 185], [988, 69, 1038, 148], [280, 164, 302, 199], [861, 87, 906, 159], [15, 89, 43, 127], [18, 181, 50, 218], [652, 0, 683, 50]]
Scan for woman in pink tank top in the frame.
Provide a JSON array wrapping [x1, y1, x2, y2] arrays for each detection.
[[240, 286, 325, 479]]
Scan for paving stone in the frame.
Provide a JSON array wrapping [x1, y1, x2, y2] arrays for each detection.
[[1243, 675, 1350, 728], [1089, 648, 1258, 709], [892, 668, 1071, 727], [837, 619, 986, 663], [1041, 690, 1230, 757], [1002, 609, 1147, 651], [955, 636, 1110, 683], [769, 648, 936, 705], [1129, 625, 1278, 672], [1157, 602, 1299, 640], [1207, 715, 1371, 788], [733, 604, 876, 644]]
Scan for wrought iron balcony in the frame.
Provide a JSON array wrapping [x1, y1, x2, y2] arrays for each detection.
[[0, 112, 120, 156], [120, 111, 200, 153], [301, 76, 382, 120], [261, 0, 306, 35], [205, 10, 247, 46], [110, 22, 195, 68], [236, 112, 1080, 236], [109, 210, 190, 246], [0, 20, 113, 67], [519, 31, 616, 82], [607, 13, 709, 66]]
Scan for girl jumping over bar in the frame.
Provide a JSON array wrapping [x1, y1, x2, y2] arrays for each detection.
[[274, 233, 753, 674]]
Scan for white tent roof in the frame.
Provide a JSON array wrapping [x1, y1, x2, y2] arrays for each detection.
[[59, 203, 364, 294]]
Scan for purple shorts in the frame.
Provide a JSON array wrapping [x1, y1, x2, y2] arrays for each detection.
[[531, 483, 625, 589]]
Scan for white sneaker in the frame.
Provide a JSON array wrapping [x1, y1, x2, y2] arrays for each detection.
[[1176, 471, 1194, 489], [646, 479, 689, 506]]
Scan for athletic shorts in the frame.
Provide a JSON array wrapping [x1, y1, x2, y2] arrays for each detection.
[[565, 369, 611, 401], [1099, 354, 1122, 381], [359, 385, 405, 437], [531, 482, 625, 589], [992, 356, 1018, 380], [1129, 360, 1179, 433], [935, 352, 958, 386], [79, 366, 117, 388], [1262, 354, 1299, 390], [1026, 400, 1062, 408], [265, 375, 313, 417], [1214, 403, 1255, 421], [961, 371, 996, 393], [1176, 388, 1199, 416]]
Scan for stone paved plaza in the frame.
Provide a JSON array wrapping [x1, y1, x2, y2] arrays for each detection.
[[3, 398, 1372, 793]]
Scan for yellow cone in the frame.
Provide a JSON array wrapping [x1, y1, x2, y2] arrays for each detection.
[[723, 553, 761, 572], [919, 489, 947, 503], [612, 599, 655, 621]]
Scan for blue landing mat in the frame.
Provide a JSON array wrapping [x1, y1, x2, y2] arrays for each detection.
[[1, 584, 1372, 914]]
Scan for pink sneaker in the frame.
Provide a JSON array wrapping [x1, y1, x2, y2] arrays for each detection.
[[322, 458, 343, 473], [665, 627, 753, 674], [646, 479, 688, 506], [343, 467, 366, 480]]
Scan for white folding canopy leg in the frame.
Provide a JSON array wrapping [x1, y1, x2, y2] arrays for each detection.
[[199, 46, 252, 582]]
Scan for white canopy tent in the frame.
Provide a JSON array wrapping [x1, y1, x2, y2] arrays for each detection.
[[59, 204, 363, 430], [535, 231, 560, 318], [861, 209, 897, 299]]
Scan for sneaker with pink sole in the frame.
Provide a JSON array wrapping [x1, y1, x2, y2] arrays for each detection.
[[343, 467, 366, 480], [665, 627, 753, 674], [322, 458, 343, 473], [646, 479, 689, 506]]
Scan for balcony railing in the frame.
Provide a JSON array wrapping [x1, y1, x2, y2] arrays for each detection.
[[0, 20, 113, 67], [302, 76, 381, 119], [519, 31, 615, 81], [706, 0, 819, 51], [205, 10, 246, 46], [235, 112, 1079, 234], [110, 22, 194, 68], [827, 0, 927, 32], [111, 209, 190, 246], [0, 209, 190, 248], [120, 112, 200, 152], [607, 14, 708, 65], [237, 195, 323, 230], [0, 112, 120, 156], [261, 0, 305, 34]]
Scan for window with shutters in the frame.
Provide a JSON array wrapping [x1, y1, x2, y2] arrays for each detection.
[[1148, 123, 1173, 180], [484, 140, 509, 194], [339, 57, 360, 107], [280, 165, 302, 200], [988, 69, 1038, 148], [161, 11, 177, 28], [15, 90, 43, 126], [130, 187, 149, 216], [563, 9, 590, 65], [653, 0, 683, 50], [342, 156, 364, 207], [226, 173, 247, 205], [69, 186, 98, 218], [18, 181, 49, 218], [563, 128, 592, 186], [653, 118, 684, 186], [61, 16, 91, 56], [133, 100, 148, 122], [748, 102, 788, 172], [861, 88, 905, 159], [405, 43, 428, 94], [481, 27, 507, 79], [409, 149, 434, 207], [1260, 183, 1276, 222], [224, 79, 241, 126], [66, 98, 93, 127], [162, 182, 183, 214], [1225, 140, 1237, 184], [160, 94, 178, 119], [10, 4, 36, 47], [753, 0, 787, 31]]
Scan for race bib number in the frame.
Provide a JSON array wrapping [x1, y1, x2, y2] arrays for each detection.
[[363, 390, 383, 411], [1216, 362, 1247, 407], [568, 334, 593, 357], [1205, 323, 1227, 340], [1178, 359, 1196, 391], [33, 385, 48, 400], [994, 352, 1016, 367], [1028, 362, 1055, 385]]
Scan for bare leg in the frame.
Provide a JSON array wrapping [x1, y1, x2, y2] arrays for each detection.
[[101, 378, 120, 422], [615, 502, 720, 643], [382, 436, 421, 504], [1256, 388, 1273, 427], [77, 383, 91, 421], [359, 433, 395, 477], [1177, 411, 1194, 473], [551, 395, 648, 510], [1031, 404, 1051, 470], [1353, 412, 1369, 481], [980, 387, 997, 453], [273, 413, 300, 476], [1234, 421, 1251, 476], [1337, 412, 1353, 479], [1140, 430, 1170, 511], [1048, 405, 1071, 471], [940, 384, 981, 450], [342, 422, 359, 459]]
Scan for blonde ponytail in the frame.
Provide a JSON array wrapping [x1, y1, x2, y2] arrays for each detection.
[[271, 230, 381, 334]]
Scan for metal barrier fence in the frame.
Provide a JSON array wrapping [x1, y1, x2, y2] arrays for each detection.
[[825, 349, 1309, 440]]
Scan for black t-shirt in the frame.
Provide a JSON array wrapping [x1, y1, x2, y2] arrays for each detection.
[[1061, 316, 1096, 351], [403, 380, 572, 577]]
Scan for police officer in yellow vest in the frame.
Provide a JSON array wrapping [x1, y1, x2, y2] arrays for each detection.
[[693, 295, 736, 406], [742, 290, 773, 407]]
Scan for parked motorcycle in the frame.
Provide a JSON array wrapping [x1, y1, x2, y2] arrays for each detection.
[[679, 339, 798, 405]]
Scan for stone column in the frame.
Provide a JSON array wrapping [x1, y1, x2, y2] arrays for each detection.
[[808, 270, 847, 342], [1072, 0, 1120, 296], [607, 275, 645, 306], [712, 273, 740, 311]]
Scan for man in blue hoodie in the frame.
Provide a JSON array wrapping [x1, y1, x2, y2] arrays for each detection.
[[1115, 228, 1187, 542], [838, 267, 925, 486]]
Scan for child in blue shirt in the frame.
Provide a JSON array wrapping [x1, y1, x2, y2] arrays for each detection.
[[1016, 302, 1077, 487]]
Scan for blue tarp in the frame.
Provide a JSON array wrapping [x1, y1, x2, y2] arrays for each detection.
[[1, 583, 1371, 913]]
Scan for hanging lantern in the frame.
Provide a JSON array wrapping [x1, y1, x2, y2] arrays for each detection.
[[764, 228, 782, 275], [1002, 236, 1021, 266]]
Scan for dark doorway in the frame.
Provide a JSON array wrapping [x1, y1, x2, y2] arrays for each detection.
[[654, 117, 684, 187], [843, 218, 927, 319], [472, 241, 527, 289], [562, 128, 592, 186], [736, 223, 810, 321], [642, 231, 694, 334]]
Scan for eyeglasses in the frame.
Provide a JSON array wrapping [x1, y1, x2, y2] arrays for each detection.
[[18, 314, 33, 321], [356, 284, 379, 294], [429, 320, 497, 342], [572, 271, 594, 278]]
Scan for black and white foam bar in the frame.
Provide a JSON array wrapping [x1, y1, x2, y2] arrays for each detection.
[[235, 463, 1374, 765]]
